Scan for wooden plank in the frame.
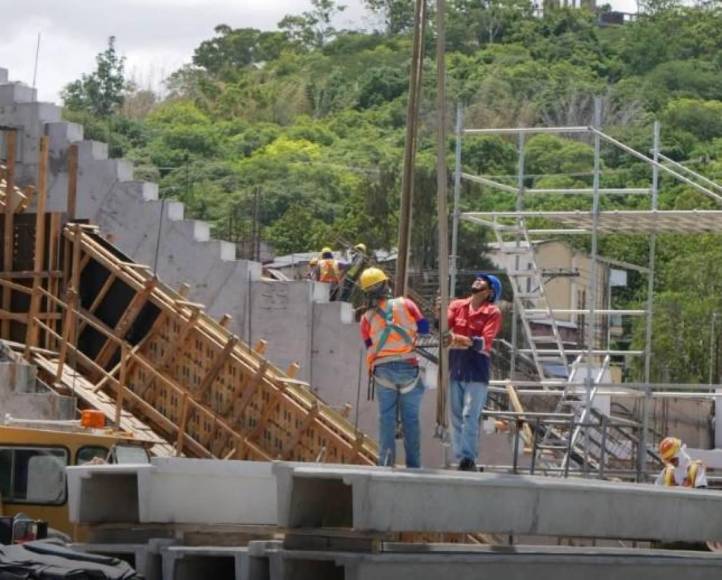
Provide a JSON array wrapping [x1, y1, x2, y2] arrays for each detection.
[[76, 272, 116, 336], [2, 130, 16, 337], [218, 314, 232, 328], [25, 136, 50, 353], [228, 360, 269, 423], [0, 270, 63, 279], [506, 383, 534, 449], [175, 394, 191, 456], [66, 144, 78, 220]]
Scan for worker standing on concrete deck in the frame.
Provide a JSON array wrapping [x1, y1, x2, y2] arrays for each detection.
[[359, 267, 429, 468], [447, 273, 502, 472], [655, 436, 708, 488], [315, 247, 348, 300], [338, 243, 369, 303]]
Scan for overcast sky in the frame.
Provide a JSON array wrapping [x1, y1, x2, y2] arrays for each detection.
[[0, 0, 632, 104]]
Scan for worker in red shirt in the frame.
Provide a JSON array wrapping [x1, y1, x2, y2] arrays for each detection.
[[447, 273, 502, 471], [359, 267, 429, 468]]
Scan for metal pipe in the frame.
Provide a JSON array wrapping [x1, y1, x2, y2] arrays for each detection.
[[658, 152, 722, 195], [511, 132, 525, 377], [639, 120, 660, 481], [464, 126, 591, 135], [461, 172, 519, 193], [450, 104, 463, 298], [525, 188, 650, 195], [592, 127, 722, 205]]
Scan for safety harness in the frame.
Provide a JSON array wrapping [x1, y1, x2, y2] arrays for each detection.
[[662, 460, 703, 487]]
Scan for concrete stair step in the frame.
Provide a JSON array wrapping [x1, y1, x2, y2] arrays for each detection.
[[203, 240, 236, 261], [0, 83, 36, 105], [77, 140, 108, 162], [46, 121, 84, 146], [115, 180, 158, 202], [178, 219, 210, 242]]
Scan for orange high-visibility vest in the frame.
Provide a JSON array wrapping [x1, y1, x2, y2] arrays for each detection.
[[363, 298, 417, 368], [662, 461, 703, 487], [318, 259, 341, 283]]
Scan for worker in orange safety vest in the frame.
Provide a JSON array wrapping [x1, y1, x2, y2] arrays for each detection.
[[359, 267, 429, 468]]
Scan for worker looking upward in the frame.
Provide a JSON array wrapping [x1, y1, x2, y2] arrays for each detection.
[[359, 267, 429, 468], [447, 273, 502, 471], [655, 436, 708, 488]]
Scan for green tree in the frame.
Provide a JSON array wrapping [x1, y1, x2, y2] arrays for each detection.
[[62, 36, 127, 116], [364, 0, 416, 34], [279, 0, 346, 49]]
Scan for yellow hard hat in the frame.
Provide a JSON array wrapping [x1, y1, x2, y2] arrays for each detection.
[[354, 243, 367, 254], [309, 257, 318, 267], [659, 436, 682, 463], [321, 246, 333, 254], [359, 267, 388, 292]]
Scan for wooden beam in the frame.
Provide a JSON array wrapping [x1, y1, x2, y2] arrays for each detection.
[[2, 130, 16, 337], [175, 393, 190, 456], [66, 144, 78, 221], [76, 272, 116, 336], [94, 278, 157, 369], [54, 289, 77, 383], [25, 136, 50, 353], [228, 361, 269, 423], [253, 339, 267, 355], [115, 344, 129, 428], [218, 314, 232, 328], [0, 270, 63, 279], [506, 383, 534, 449]]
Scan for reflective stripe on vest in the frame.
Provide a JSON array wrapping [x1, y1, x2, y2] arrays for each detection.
[[319, 259, 341, 283], [662, 461, 702, 487], [363, 298, 417, 368]]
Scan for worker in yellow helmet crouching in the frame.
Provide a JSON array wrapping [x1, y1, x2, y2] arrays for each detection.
[[655, 436, 707, 488], [359, 267, 429, 468]]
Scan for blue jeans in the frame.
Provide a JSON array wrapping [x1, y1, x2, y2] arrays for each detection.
[[450, 380, 488, 463], [374, 361, 425, 468]]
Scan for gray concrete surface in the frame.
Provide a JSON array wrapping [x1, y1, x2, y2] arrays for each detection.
[[72, 540, 173, 580], [274, 462, 722, 542], [0, 361, 75, 420], [67, 458, 277, 525], [255, 544, 722, 580]]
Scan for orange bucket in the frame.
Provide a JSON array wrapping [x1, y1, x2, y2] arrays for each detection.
[[80, 410, 105, 429]]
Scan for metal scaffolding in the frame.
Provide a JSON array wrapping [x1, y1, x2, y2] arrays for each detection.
[[451, 97, 722, 479]]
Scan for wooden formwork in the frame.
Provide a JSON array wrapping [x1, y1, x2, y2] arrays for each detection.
[[0, 129, 378, 465]]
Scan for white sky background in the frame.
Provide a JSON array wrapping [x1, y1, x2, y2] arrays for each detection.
[[0, 0, 634, 104]]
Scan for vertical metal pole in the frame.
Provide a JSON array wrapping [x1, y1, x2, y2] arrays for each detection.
[[584, 97, 603, 477], [450, 104, 463, 299], [512, 421, 520, 474], [639, 120, 660, 481], [511, 133, 525, 377], [709, 312, 717, 385], [530, 418, 539, 475], [434, 0, 450, 436], [599, 415, 608, 479]]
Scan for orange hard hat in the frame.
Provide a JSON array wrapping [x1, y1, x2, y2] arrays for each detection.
[[659, 436, 682, 463]]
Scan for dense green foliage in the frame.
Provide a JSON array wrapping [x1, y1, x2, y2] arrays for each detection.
[[62, 0, 722, 383]]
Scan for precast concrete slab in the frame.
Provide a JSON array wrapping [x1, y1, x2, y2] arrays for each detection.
[[161, 546, 249, 580], [68, 458, 277, 525], [256, 544, 722, 580], [72, 539, 174, 580], [274, 463, 722, 542]]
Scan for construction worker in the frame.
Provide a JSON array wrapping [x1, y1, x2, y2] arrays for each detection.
[[447, 273, 503, 471], [337, 243, 369, 303], [655, 436, 708, 488], [306, 257, 319, 280], [359, 267, 429, 468], [316, 247, 347, 300]]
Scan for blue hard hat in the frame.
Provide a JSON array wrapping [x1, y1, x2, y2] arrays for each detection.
[[476, 273, 502, 303]]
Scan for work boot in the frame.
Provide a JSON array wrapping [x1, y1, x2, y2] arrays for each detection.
[[458, 457, 477, 472]]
